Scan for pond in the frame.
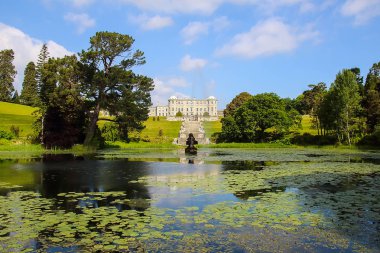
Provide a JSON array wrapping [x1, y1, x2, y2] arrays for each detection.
[[0, 148, 380, 252]]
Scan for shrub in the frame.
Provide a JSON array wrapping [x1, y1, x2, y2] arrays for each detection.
[[10, 125, 20, 138], [358, 125, 380, 147], [101, 123, 120, 142], [291, 133, 338, 145], [0, 130, 13, 140], [158, 129, 163, 137]]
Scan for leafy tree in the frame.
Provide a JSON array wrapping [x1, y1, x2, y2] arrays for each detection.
[[220, 93, 300, 142], [0, 49, 16, 102], [220, 115, 243, 142], [223, 92, 252, 117], [328, 69, 363, 145], [176, 111, 183, 117], [20, 61, 39, 106], [350, 67, 364, 96], [38, 55, 86, 148], [79, 32, 153, 146], [363, 62, 380, 132]]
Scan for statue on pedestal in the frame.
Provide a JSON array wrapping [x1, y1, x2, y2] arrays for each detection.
[[185, 133, 198, 154]]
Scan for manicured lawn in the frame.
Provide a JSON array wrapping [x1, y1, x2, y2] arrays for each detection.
[[202, 119, 222, 138], [130, 117, 181, 144]]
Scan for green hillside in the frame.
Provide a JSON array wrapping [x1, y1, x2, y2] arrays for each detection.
[[0, 102, 37, 137], [203, 119, 222, 138]]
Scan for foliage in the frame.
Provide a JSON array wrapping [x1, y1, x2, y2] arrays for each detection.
[[0, 49, 16, 102], [358, 124, 380, 146], [176, 111, 183, 117], [220, 93, 301, 143], [36, 43, 49, 104], [223, 91, 252, 117], [39, 56, 87, 149], [363, 62, 380, 133], [20, 61, 39, 106], [0, 130, 14, 140], [79, 31, 153, 146], [320, 69, 363, 145], [298, 83, 327, 135], [9, 125, 20, 137], [291, 133, 338, 146], [101, 122, 120, 142]]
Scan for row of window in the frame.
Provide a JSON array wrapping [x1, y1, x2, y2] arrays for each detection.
[[172, 107, 216, 112], [170, 100, 216, 105]]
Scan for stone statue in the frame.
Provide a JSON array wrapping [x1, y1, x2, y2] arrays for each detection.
[[185, 133, 198, 154]]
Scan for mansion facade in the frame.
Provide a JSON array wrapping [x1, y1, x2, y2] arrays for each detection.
[[149, 96, 219, 121]]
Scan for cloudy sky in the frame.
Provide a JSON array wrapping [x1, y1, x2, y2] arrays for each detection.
[[1, 0, 380, 109]]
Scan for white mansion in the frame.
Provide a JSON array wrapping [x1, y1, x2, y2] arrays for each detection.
[[149, 96, 219, 121]]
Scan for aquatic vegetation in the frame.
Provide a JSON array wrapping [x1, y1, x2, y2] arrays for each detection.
[[0, 149, 379, 252]]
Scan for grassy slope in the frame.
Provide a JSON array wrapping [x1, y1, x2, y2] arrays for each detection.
[[108, 117, 181, 144], [203, 119, 222, 138], [296, 115, 318, 135], [141, 117, 181, 139], [0, 102, 37, 137]]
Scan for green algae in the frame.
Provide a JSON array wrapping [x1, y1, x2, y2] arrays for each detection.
[[0, 149, 379, 252]]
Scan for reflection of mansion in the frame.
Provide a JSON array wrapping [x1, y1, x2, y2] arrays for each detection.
[[149, 96, 219, 121]]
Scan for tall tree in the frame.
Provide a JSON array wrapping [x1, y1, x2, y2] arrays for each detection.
[[223, 92, 252, 117], [349, 67, 364, 96], [79, 31, 153, 146], [20, 61, 39, 106], [329, 69, 363, 145], [36, 43, 50, 104], [363, 62, 380, 132], [39, 55, 86, 148], [0, 49, 17, 102]]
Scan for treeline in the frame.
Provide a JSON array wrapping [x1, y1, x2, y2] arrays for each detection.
[[219, 64, 380, 146], [0, 32, 154, 148]]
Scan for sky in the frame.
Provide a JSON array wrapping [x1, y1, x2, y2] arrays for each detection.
[[0, 0, 380, 109]]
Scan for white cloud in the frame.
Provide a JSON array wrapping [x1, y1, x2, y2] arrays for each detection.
[[0, 23, 73, 90], [341, 0, 380, 25], [181, 17, 230, 45], [70, 0, 94, 8], [117, 0, 314, 14], [180, 55, 208, 71], [118, 0, 222, 15], [151, 77, 189, 105], [64, 12, 96, 34], [216, 19, 319, 59], [181, 22, 209, 45], [129, 14, 173, 30]]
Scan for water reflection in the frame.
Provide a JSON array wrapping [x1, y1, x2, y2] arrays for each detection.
[[0, 150, 380, 252]]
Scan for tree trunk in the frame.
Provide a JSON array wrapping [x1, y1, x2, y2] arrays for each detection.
[[84, 102, 101, 146], [346, 111, 351, 146]]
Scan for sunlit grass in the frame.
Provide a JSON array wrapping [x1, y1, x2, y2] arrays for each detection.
[[202, 119, 222, 138], [0, 102, 37, 137]]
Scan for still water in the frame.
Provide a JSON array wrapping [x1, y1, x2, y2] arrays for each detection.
[[0, 148, 379, 252]]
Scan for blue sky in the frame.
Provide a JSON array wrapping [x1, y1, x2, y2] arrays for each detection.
[[0, 0, 380, 109]]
